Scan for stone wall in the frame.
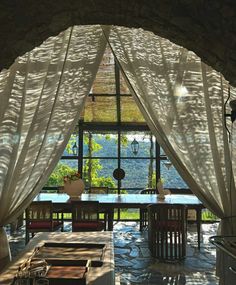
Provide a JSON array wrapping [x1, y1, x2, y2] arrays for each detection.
[[0, 1, 236, 85]]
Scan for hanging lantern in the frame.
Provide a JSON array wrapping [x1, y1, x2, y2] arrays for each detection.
[[131, 138, 139, 155], [164, 159, 172, 170], [72, 142, 78, 155]]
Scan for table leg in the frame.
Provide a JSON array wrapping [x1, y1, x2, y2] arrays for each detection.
[[140, 209, 143, 231], [107, 208, 114, 231], [196, 207, 202, 250]]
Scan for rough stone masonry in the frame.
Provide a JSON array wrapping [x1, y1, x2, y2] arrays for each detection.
[[0, 0, 236, 85]]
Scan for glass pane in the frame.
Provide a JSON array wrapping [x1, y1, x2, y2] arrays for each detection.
[[160, 148, 165, 156], [160, 160, 188, 189], [83, 133, 118, 157], [120, 96, 145, 123], [120, 132, 156, 158], [91, 46, 115, 94], [83, 158, 118, 189], [62, 134, 79, 157], [121, 159, 156, 192], [120, 209, 140, 220], [82, 96, 117, 122], [45, 159, 78, 187]]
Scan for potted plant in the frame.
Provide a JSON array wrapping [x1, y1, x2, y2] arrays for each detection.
[[63, 172, 85, 199]]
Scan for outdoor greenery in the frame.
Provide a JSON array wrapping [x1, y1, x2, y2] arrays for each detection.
[[83, 132, 117, 189], [45, 163, 77, 187], [118, 209, 219, 221], [45, 131, 157, 192], [58, 209, 218, 222], [202, 209, 219, 221], [45, 133, 133, 192]]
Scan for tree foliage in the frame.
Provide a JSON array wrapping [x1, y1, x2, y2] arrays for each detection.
[[45, 163, 77, 186], [46, 132, 118, 191], [83, 132, 117, 190]]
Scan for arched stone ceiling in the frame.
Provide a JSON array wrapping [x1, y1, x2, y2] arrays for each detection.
[[1, 0, 236, 85]]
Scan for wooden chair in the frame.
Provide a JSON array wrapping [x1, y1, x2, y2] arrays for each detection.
[[25, 201, 63, 244], [88, 186, 109, 194], [139, 188, 156, 231], [147, 204, 187, 261], [88, 187, 109, 226], [72, 201, 105, 232]]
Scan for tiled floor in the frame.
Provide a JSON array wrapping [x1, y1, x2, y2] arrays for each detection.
[[6, 221, 219, 285]]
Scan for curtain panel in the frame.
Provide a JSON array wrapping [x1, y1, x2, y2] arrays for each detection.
[[0, 25, 106, 268], [105, 26, 236, 282]]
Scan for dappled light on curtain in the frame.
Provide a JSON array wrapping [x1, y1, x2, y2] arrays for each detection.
[[106, 26, 236, 231], [0, 25, 106, 266], [105, 26, 236, 281]]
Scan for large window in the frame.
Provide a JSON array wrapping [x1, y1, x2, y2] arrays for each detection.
[[45, 128, 189, 193], [82, 131, 157, 193], [44, 45, 190, 194]]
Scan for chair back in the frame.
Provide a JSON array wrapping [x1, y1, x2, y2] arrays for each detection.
[[140, 188, 156, 194], [26, 201, 53, 224], [89, 187, 109, 194], [148, 204, 187, 261], [25, 201, 63, 244], [72, 201, 104, 232], [72, 201, 100, 222]]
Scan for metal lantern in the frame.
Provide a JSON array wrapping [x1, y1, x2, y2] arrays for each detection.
[[72, 142, 78, 155], [164, 159, 172, 170], [131, 138, 139, 155]]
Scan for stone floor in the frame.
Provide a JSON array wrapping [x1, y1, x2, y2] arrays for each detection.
[[6, 221, 219, 285], [113, 222, 218, 285]]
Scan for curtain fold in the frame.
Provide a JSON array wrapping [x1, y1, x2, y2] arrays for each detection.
[[105, 25, 236, 281], [0, 25, 107, 268]]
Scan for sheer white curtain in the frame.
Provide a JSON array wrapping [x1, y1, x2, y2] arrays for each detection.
[[0, 25, 106, 268], [105, 26, 236, 281]]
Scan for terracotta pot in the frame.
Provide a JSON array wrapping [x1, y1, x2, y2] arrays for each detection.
[[64, 179, 85, 198]]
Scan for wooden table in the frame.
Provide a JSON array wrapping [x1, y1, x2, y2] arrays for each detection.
[[0, 232, 114, 285], [35, 193, 204, 249]]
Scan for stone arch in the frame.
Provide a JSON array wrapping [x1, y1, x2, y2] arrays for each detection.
[[1, 1, 236, 85]]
